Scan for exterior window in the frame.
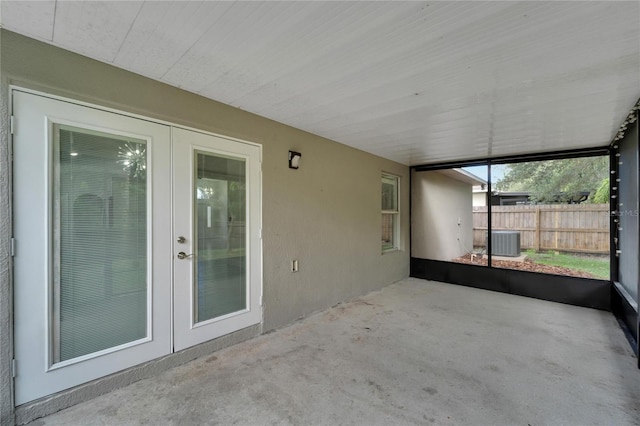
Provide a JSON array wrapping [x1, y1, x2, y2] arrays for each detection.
[[382, 173, 400, 251]]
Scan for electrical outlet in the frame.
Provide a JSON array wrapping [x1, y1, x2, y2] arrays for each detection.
[[292, 260, 299, 273]]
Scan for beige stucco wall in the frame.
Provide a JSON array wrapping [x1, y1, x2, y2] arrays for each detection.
[[0, 29, 13, 426], [473, 191, 487, 207], [0, 30, 409, 423], [411, 170, 474, 261]]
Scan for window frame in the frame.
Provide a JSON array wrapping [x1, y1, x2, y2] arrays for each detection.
[[381, 172, 400, 253]]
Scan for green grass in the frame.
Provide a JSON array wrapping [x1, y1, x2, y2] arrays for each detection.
[[523, 250, 610, 279]]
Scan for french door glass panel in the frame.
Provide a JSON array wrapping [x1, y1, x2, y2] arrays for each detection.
[[195, 152, 247, 322], [53, 125, 148, 363]]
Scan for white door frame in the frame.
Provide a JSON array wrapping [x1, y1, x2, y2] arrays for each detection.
[[11, 87, 263, 405]]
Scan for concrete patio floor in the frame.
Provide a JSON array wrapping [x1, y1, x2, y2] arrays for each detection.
[[29, 278, 639, 425]]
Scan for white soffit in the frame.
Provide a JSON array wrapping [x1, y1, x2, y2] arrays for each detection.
[[437, 169, 487, 186], [2, 1, 639, 166]]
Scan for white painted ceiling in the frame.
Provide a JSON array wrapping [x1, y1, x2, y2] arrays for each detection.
[[2, 1, 639, 165]]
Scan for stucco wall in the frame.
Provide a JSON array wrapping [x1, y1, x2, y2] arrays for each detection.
[[0, 29, 15, 426], [473, 191, 487, 207], [411, 170, 474, 261], [0, 30, 409, 424]]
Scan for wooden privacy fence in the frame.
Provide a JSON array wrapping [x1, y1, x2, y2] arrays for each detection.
[[473, 204, 610, 254]]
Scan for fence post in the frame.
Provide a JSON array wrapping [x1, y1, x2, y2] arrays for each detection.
[[554, 209, 559, 251], [534, 206, 541, 252]]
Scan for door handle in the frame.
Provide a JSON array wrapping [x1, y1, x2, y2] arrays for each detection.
[[177, 252, 194, 260]]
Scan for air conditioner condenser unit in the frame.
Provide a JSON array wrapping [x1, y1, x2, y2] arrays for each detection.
[[488, 231, 521, 257]]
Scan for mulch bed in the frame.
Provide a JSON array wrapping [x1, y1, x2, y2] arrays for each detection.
[[452, 254, 595, 279]]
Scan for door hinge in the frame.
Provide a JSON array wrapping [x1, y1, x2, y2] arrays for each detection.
[[258, 228, 262, 239], [10, 116, 14, 135], [12, 359, 16, 378], [10, 238, 15, 257]]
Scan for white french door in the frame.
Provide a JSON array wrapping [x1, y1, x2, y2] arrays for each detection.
[[12, 91, 262, 405], [172, 128, 262, 351], [12, 91, 173, 404]]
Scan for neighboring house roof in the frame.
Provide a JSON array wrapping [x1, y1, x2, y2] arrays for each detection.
[[436, 168, 487, 186], [491, 191, 591, 205]]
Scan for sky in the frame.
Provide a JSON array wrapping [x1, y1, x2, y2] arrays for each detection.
[[462, 164, 506, 184]]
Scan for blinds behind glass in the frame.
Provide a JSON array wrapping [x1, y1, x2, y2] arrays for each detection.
[[54, 125, 148, 362], [195, 152, 247, 323]]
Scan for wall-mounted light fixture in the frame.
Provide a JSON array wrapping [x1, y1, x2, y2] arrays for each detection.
[[289, 151, 301, 169]]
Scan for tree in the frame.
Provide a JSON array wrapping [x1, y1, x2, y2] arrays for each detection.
[[494, 156, 608, 204], [592, 177, 609, 203]]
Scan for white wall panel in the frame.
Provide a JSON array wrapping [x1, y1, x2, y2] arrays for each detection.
[[53, 1, 143, 62], [0, 0, 55, 41], [2, 1, 638, 165], [114, 1, 234, 80]]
